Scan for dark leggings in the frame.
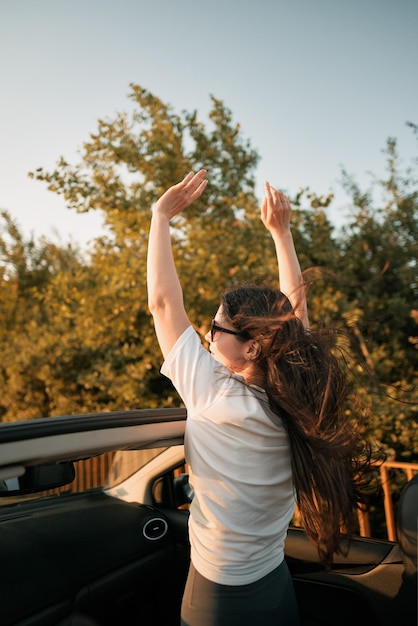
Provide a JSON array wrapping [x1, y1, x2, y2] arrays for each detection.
[[180, 559, 300, 626]]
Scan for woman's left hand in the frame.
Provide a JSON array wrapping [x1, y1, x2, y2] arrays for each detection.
[[261, 181, 292, 237], [153, 170, 208, 220]]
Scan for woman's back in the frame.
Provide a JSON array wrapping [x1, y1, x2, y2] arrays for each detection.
[[162, 325, 295, 585]]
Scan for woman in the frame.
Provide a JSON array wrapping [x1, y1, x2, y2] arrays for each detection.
[[147, 170, 375, 626]]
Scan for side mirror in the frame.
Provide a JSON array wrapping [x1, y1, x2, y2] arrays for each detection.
[[0, 462, 75, 496]]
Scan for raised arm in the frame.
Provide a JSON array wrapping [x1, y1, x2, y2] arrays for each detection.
[[147, 170, 208, 358], [261, 182, 309, 329]]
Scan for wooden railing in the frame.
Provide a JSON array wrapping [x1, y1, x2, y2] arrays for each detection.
[[379, 460, 418, 541], [356, 460, 418, 541]]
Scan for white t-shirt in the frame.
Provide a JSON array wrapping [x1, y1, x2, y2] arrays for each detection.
[[161, 325, 295, 585]]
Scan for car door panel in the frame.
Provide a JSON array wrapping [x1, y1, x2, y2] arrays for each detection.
[[0, 492, 185, 626], [285, 527, 406, 626]]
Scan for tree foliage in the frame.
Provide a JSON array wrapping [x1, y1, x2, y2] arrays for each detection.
[[1, 85, 416, 461]]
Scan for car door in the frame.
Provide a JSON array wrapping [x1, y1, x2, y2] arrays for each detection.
[[0, 409, 189, 626]]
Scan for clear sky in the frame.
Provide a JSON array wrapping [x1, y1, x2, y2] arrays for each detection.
[[1, 0, 417, 247]]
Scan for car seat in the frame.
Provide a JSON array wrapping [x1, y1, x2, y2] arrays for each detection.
[[395, 472, 418, 626]]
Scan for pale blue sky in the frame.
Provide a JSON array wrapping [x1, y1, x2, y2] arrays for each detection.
[[1, 0, 417, 247]]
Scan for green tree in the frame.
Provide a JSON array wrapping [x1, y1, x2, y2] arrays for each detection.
[[0, 210, 90, 419], [336, 135, 418, 459], [26, 85, 265, 411], [2, 85, 416, 464], [29, 86, 345, 412]]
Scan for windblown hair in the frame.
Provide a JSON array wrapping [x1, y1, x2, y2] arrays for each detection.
[[221, 282, 381, 569]]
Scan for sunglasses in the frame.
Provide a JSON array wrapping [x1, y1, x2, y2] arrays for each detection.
[[210, 319, 243, 342]]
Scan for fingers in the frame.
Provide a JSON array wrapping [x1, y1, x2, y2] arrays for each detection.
[[190, 170, 208, 199], [182, 171, 195, 184], [260, 196, 267, 222], [183, 169, 207, 187], [264, 180, 273, 200], [264, 182, 290, 209], [193, 177, 208, 200], [280, 191, 290, 208], [182, 169, 208, 199], [261, 182, 291, 233], [162, 169, 207, 216]]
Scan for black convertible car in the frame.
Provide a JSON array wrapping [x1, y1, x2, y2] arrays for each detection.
[[0, 409, 416, 625]]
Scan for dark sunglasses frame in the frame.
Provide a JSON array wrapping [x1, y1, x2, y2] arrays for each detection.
[[210, 319, 243, 342]]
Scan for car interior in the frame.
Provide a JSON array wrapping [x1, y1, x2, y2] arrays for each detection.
[[0, 410, 416, 626]]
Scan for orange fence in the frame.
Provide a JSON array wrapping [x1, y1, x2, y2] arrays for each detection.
[[72, 452, 115, 491], [379, 460, 418, 541], [356, 460, 418, 541], [289, 459, 418, 541]]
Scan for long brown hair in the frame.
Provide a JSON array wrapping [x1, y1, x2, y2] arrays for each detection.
[[221, 282, 381, 569]]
